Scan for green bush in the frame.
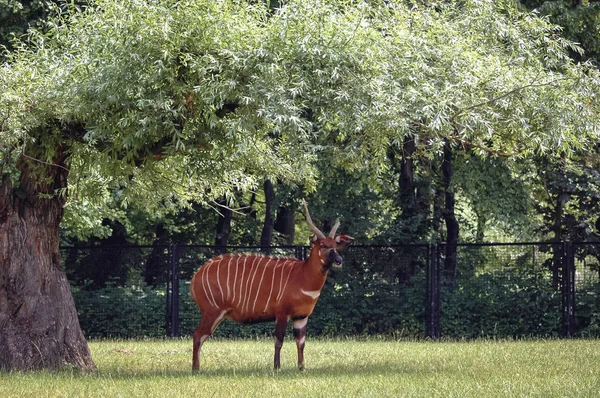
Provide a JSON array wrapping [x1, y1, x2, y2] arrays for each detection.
[[441, 269, 562, 338], [72, 282, 166, 338], [575, 280, 600, 337], [72, 269, 600, 339]]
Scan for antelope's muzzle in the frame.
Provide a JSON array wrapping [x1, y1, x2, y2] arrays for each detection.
[[333, 254, 343, 268]]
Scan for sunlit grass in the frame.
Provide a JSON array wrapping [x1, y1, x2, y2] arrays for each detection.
[[1, 339, 599, 397]]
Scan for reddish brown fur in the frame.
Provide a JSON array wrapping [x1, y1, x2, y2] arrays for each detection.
[[190, 235, 354, 371]]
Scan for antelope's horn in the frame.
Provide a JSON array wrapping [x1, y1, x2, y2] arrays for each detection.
[[302, 199, 326, 239], [329, 219, 340, 238]]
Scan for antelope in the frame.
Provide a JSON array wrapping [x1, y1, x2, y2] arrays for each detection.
[[190, 200, 354, 372]]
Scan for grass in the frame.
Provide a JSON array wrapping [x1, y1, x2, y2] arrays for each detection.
[[1, 338, 599, 397]]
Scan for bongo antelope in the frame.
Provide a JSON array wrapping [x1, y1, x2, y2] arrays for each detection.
[[190, 200, 354, 371]]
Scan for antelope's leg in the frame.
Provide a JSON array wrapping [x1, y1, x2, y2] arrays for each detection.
[[192, 310, 226, 372], [293, 317, 308, 371], [273, 316, 288, 370]]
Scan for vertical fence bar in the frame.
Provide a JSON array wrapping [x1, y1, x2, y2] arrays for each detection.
[[425, 244, 431, 338], [165, 245, 172, 337], [569, 244, 576, 336], [425, 243, 441, 339], [170, 243, 180, 338], [561, 242, 568, 337], [295, 245, 303, 261], [561, 242, 575, 337], [435, 243, 441, 339]]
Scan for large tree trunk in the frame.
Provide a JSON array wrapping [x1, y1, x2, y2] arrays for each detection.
[[0, 155, 95, 371]]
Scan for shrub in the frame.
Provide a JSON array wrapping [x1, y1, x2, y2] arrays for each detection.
[[72, 282, 166, 338], [440, 269, 562, 338], [72, 269, 599, 339]]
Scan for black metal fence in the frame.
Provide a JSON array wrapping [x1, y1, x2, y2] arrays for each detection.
[[61, 242, 600, 339]]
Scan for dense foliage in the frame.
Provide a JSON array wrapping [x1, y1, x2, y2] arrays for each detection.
[[69, 244, 600, 339], [71, 269, 600, 339], [3, 0, 599, 244]]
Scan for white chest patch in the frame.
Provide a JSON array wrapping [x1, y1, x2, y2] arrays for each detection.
[[301, 289, 321, 299]]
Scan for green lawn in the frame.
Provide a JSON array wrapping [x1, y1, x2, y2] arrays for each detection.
[[1, 339, 599, 397]]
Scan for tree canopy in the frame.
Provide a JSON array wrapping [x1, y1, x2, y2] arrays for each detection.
[[2, 0, 599, 228]]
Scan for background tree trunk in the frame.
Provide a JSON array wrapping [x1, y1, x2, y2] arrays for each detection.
[[274, 205, 295, 245], [214, 197, 233, 254], [260, 180, 275, 253], [442, 140, 459, 279], [0, 155, 95, 371], [399, 135, 417, 210], [552, 194, 566, 290]]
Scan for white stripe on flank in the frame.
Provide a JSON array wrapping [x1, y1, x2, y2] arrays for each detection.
[[237, 256, 248, 308], [244, 256, 262, 313], [264, 260, 281, 313], [277, 260, 287, 303], [215, 257, 225, 304], [232, 256, 241, 306], [241, 257, 255, 313], [277, 261, 294, 304], [202, 260, 218, 308], [252, 257, 274, 314], [301, 289, 321, 300], [226, 256, 233, 300]]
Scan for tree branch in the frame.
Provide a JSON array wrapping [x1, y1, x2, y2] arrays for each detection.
[[444, 135, 514, 157], [21, 152, 70, 172], [452, 77, 571, 118], [409, 119, 515, 157]]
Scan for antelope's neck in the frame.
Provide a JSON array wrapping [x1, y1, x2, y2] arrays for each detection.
[[301, 244, 329, 289]]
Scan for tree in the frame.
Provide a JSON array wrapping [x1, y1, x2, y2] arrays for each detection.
[[1, 0, 599, 371], [0, 0, 391, 370], [1, 0, 53, 52], [0, 1, 91, 59], [521, 0, 600, 63]]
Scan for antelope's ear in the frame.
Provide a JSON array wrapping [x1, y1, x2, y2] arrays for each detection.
[[310, 233, 318, 243], [335, 235, 355, 249]]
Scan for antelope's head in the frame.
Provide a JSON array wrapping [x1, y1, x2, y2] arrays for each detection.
[[302, 200, 354, 270]]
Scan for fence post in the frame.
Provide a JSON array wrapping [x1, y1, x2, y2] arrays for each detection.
[[170, 243, 180, 338], [561, 242, 576, 337], [295, 245, 303, 260], [165, 245, 171, 338], [426, 243, 441, 339]]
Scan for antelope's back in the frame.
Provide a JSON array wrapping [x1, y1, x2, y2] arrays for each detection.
[[190, 253, 299, 316]]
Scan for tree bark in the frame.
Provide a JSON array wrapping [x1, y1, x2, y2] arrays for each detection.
[[442, 140, 459, 279], [274, 205, 295, 245], [0, 155, 95, 371], [399, 135, 416, 210], [214, 197, 233, 254], [552, 194, 566, 290], [260, 180, 275, 253]]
